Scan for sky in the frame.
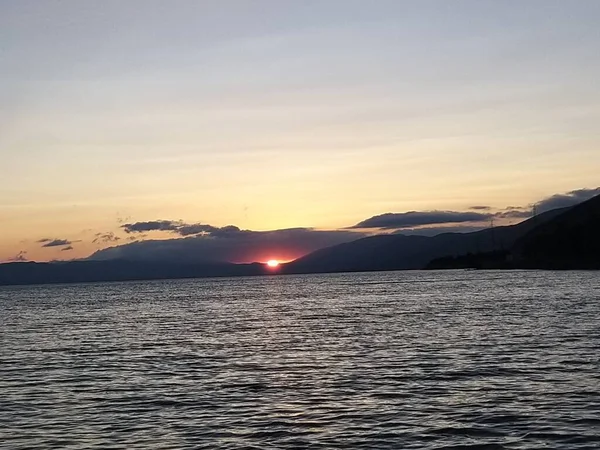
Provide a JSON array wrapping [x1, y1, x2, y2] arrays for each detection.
[[2, 0, 600, 263]]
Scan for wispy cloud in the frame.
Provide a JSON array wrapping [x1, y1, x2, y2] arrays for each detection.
[[38, 238, 73, 248], [92, 232, 121, 244], [493, 209, 531, 219], [7, 250, 28, 262]]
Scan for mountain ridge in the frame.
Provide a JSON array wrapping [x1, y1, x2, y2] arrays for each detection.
[[282, 206, 569, 274], [427, 194, 600, 269], [2, 200, 598, 286]]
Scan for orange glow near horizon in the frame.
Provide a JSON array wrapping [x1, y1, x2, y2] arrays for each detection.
[[266, 259, 280, 268]]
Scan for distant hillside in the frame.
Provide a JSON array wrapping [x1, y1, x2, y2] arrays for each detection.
[[0, 260, 267, 286], [1, 201, 593, 286], [513, 193, 600, 269], [284, 207, 568, 273], [425, 251, 511, 270], [427, 194, 600, 270]]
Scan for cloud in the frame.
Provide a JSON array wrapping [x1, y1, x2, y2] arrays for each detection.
[[351, 211, 492, 229], [121, 220, 181, 233], [536, 188, 600, 212], [116, 214, 132, 225], [61, 246, 74, 252], [92, 232, 121, 244], [88, 187, 599, 264], [121, 220, 247, 237], [178, 223, 220, 236], [493, 209, 531, 219], [90, 226, 365, 264], [7, 250, 28, 262], [350, 188, 600, 231], [38, 239, 73, 248]]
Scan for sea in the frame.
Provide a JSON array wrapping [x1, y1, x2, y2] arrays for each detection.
[[1, 270, 599, 449]]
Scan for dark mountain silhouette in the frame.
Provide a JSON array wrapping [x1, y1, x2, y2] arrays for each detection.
[[0, 260, 268, 286], [512, 193, 600, 269], [283, 207, 567, 273], [425, 251, 511, 270], [427, 194, 600, 269]]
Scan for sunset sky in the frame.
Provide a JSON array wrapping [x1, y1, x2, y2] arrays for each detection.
[[2, 1, 600, 263]]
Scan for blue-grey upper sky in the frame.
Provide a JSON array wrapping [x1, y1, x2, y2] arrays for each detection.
[[2, 0, 599, 261]]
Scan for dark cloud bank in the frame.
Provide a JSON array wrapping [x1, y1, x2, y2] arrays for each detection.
[[351, 211, 492, 229], [121, 221, 242, 237], [89, 188, 599, 264], [351, 208, 535, 230]]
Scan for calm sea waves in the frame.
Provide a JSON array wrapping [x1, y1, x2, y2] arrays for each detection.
[[1, 270, 599, 449]]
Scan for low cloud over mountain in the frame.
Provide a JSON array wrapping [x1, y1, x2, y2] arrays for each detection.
[[536, 188, 600, 212], [84, 187, 598, 264], [90, 227, 364, 264], [493, 209, 532, 219], [351, 211, 491, 229], [350, 189, 598, 231], [394, 225, 488, 236]]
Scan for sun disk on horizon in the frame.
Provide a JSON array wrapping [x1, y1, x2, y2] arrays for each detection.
[[267, 259, 280, 268]]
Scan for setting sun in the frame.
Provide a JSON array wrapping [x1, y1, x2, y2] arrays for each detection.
[[266, 260, 280, 268]]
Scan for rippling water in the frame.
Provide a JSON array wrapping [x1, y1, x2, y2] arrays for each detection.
[[1, 270, 600, 449]]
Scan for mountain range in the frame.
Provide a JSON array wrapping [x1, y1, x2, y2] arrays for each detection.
[[1, 194, 598, 285], [282, 206, 569, 273]]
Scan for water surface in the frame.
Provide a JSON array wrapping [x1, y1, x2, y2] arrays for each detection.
[[1, 270, 599, 449]]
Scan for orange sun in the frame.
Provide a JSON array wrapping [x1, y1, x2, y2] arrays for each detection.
[[266, 259, 280, 268]]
